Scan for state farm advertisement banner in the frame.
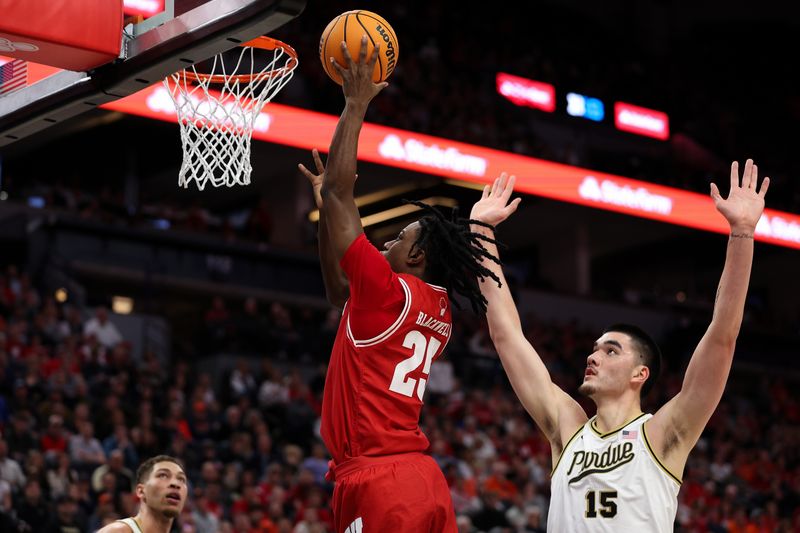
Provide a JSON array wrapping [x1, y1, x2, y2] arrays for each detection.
[[102, 85, 800, 249], [614, 102, 670, 140], [496, 73, 556, 112]]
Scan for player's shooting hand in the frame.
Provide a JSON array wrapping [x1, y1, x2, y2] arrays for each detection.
[[470, 172, 522, 227], [298, 149, 358, 210], [710, 159, 769, 234], [330, 35, 388, 106]]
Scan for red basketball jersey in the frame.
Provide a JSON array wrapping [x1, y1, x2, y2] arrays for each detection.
[[321, 234, 452, 464]]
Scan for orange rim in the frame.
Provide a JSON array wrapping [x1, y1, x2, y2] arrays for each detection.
[[179, 36, 298, 84]]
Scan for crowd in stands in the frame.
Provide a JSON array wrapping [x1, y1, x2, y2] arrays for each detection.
[[1, 263, 798, 532], [1, 177, 277, 248], [1, 4, 798, 532]]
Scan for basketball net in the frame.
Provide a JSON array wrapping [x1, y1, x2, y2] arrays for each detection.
[[164, 37, 298, 190]]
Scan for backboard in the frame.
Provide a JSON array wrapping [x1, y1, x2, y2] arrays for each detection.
[[0, 0, 306, 147]]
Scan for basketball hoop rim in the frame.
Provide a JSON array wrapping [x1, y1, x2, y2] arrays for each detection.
[[178, 36, 298, 84]]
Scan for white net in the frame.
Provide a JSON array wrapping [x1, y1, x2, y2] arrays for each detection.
[[164, 39, 297, 190]]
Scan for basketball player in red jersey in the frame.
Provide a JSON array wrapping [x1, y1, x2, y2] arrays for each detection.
[[299, 37, 504, 532]]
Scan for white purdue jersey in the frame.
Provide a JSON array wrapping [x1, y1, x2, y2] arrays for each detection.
[[548, 413, 680, 533], [117, 518, 144, 533]]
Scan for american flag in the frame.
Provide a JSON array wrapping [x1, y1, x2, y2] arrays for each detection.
[[0, 59, 27, 96], [622, 429, 638, 440]]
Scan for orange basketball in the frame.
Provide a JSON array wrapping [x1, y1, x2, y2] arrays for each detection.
[[319, 10, 399, 85]]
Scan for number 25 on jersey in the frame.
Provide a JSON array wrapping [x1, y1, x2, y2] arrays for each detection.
[[389, 330, 441, 400]]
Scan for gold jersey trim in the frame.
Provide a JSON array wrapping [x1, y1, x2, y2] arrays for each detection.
[[550, 422, 585, 477], [589, 412, 647, 439]]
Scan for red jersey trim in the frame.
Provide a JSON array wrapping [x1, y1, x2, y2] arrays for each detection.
[[426, 282, 447, 292], [346, 277, 412, 347]]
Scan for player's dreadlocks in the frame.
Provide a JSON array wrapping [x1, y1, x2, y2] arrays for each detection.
[[405, 200, 503, 315]]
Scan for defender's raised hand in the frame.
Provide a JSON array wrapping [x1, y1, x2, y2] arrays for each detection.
[[470, 172, 522, 227], [298, 149, 326, 210], [710, 159, 769, 234], [330, 35, 389, 105], [299, 149, 358, 210]]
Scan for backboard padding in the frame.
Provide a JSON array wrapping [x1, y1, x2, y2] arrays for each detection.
[[0, 0, 305, 147]]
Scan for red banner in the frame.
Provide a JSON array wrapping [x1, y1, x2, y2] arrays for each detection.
[[614, 101, 670, 140], [496, 73, 555, 112], [0, 82, 773, 249], [0, 0, 122, 71]]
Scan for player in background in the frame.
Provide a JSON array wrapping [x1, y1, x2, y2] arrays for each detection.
[[299, 36, 504, 532], [96, 455, 188, 533], [469, 164, 768, 531]]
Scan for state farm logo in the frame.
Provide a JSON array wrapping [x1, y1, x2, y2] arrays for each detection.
[[378, 134, 487, 177], [578, 176, 673, 215], [617, 109, 666, 134], [614, 102, 669, 140], [496, 73, 555, 112], [755, 214, 800, 244], [0, 38, 39, 53]]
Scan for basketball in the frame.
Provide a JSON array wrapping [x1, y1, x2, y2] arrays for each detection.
[[319, 10, 399, 85]]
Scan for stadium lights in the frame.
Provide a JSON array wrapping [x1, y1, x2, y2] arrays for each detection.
[[308, 183, 421, 223], [361, 197, 457, 227], [55, 288, 68, 303], [123, 0, 164, 17], [112, 296, 134, 315]]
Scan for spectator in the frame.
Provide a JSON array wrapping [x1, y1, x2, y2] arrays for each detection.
[[15, 479, 50, 532], [237, 297, 268, 352], [0, 479, 10, 512], [69, 421, 106, 473], [102, 424, 140, 471], [204, 297, 232, 350], [91, 449, 134, 496], [521, 505, 546, 533], [41, 414, 69, 458], [190, 491, 221, 533], [300, 441, 329, 486], [48, 494, 89, 532], [47, 451, 80, 500], [470, 489, 511, 531], [456, 514, 475, 533], [246, 196, 273, 243], [61, 306, 85, 338], [88, 492, 118, 533], [0, 438, 26, 492], [83, 307, 123, 348], [3, 412, 37, 463], [229, 359, 257, 401]]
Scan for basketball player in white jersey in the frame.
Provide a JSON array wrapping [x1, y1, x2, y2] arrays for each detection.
[[469, 160, 769, 532], [97, 455, 188, 533]]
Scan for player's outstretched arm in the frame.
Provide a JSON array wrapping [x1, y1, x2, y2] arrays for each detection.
[[470, 174, 588, 450], [321, 36, 388, 260], [299, 149, 349, 308], [650, 159, 769, 466]]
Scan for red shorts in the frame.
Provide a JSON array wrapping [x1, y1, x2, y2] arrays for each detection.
[[329, 453, 457, 533]]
